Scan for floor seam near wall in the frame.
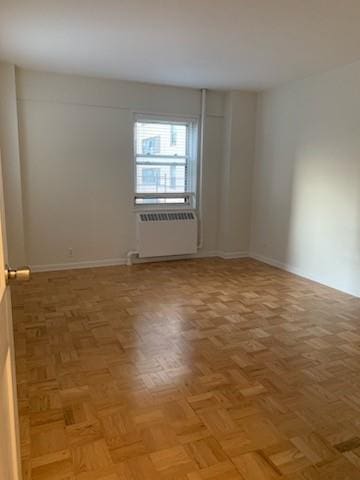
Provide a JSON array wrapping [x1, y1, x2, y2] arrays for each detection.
[[250, 251, 359, 298], [29, 250, 249, 272], [29, 251, 360, 298]]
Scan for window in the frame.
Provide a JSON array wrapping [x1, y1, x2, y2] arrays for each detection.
[[142, 136, 160, 155], [134, 116, 197, 206], [170, 125, 177, 146], [142, 167, 160, 186]]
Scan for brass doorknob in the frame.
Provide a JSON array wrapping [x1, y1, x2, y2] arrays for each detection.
[[5, 265, 31, 284]]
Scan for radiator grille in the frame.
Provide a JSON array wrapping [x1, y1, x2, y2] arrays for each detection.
[[140, 212, 195, 222]]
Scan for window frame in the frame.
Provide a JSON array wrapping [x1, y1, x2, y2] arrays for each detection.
[[133, 114, 198, 209]]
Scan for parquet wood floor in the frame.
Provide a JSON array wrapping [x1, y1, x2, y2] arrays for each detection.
[[11, 258, 360, 479]]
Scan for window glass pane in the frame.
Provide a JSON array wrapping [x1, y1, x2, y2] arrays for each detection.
[[136, 164, 186, 193], [170, 125, 177, 146], [136, 122, 187, 156]]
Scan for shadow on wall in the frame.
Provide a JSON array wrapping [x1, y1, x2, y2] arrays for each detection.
[[250, 90, 298, 273], [285, 142, 360, 296], [252, 69, 360, 298]]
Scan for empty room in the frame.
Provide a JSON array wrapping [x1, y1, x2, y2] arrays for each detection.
[[1, 1, 360, 479]]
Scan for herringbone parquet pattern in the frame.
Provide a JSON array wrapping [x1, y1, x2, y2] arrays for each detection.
[[12, 258, 360, 479]]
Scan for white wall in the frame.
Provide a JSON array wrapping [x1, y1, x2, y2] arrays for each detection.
[[0, 64, 26, 265], [16, 69, 240, 269], [218, 91, 257, 256], [251, 60, 360, 296], [14, 62, 360, 297]]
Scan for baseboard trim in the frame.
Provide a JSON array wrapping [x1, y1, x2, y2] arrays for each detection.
[[128, 250, 220, 265], [249, 252, 359, 298], [249, 253, 290, 271], [30, 251, 221, 272], [30, 258, 127, 272], [218, 251, 249, 259], [30, 250, 251, 273]]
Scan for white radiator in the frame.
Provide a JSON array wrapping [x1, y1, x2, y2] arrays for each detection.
[[136, 211, 198, 258]]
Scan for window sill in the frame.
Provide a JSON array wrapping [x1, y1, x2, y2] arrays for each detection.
[[132, 204, 196, 213]]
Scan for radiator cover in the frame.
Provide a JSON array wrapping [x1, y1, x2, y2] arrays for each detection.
[[136, 211, 198, 258]]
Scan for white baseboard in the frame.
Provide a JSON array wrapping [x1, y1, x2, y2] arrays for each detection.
[[196, 250, 219, 258], [30, 251, 219, 272], [128, 250, 220, 265], [250, 252, 326, 284], [249, 252, 359, 298], [218, 251, 249, 259], [249, 253, 290, 271], [30, 258, 127, 272], [132, 250, 248, 264], [30, 250, 250, 273]]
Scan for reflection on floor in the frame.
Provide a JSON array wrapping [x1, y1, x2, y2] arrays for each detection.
[[12, 258, 360, 479]]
